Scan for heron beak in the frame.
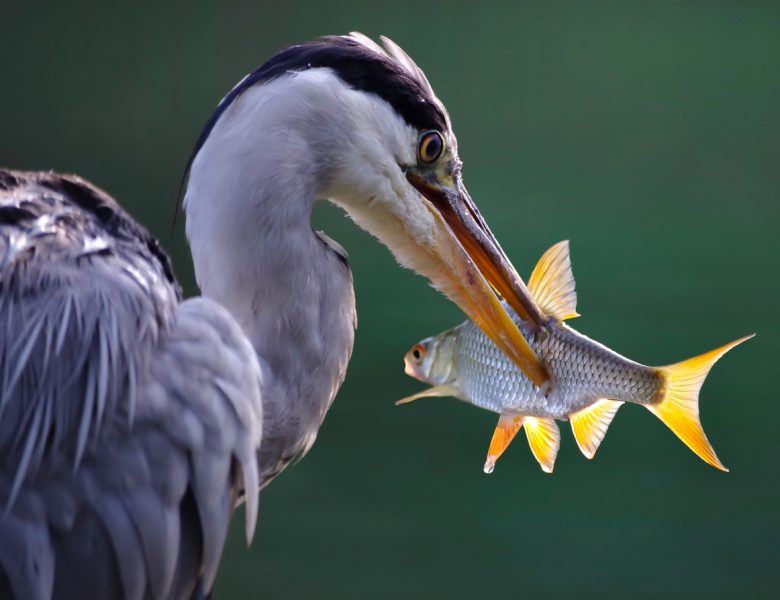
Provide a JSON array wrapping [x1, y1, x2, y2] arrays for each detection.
[[406, 169, 549, 386]]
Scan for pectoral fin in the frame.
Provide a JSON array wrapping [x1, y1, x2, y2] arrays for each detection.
[[569, 399, 624, 459], [396, 385, 457, 405], [523, 417, 561, 473], [484, 414, 523, 474], [527, 240, 579, 321]]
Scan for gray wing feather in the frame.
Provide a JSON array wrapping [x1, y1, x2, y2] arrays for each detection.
[[0, 497, 55, 599], [92, 494, 147, 600], [0, 171, 263, 599]]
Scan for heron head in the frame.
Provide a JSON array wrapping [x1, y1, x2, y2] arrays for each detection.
[[184, 33, 548, 385], [318, 34, 548, 385]]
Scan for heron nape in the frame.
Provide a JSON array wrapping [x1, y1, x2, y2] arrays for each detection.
[[0, 33, 548, 599]]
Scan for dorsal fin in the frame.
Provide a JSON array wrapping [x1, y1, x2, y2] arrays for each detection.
[[527, 240, 579, 321], [570, 399, 624, 459]]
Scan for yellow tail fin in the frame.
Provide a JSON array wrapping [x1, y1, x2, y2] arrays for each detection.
[[648, 334, 754, 472]]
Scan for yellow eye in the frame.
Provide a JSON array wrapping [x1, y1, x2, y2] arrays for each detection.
[[418, 131, 444, 164], [411, 344, 426, 364]]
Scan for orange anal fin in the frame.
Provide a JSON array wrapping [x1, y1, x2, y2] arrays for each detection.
[[569, 399, 624, 459], [484, 414, 524, 474], [524, 417, 561, 473]]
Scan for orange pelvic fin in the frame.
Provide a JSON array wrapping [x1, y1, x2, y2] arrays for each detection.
[[649, 334, 754, 472], [570, 399, 624, 459], [527, 240, 579, 321], [523, 417, 561, 473], [484, 414, 523, 474]]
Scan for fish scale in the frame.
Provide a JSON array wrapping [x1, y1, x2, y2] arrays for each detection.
[[452, 310, 660, 420]]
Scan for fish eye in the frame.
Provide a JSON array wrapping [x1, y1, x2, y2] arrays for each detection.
[[411, 344, 426, 363], [418, 131, 444, 164]]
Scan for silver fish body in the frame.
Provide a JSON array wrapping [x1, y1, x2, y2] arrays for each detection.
[[449, 313, 660, 419]]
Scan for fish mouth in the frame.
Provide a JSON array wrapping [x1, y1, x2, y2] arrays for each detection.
[[406, 169, 549, 386]]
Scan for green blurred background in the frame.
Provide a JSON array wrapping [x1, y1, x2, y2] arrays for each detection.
[[3, 1, 778, 597]]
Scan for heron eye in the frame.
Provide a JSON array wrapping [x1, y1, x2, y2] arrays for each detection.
[[418, 131, 444, 164], [411, 344, 425, 363]]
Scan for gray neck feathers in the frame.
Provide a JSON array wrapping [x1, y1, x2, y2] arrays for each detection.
[[184, 84, 356, 483]]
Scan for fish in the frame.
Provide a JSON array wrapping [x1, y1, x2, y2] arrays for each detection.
[[398, 240, 753, 474]]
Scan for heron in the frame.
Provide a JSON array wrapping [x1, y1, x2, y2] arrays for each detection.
[[0, 33, 549, 599]]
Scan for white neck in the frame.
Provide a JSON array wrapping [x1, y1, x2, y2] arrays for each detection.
[[183, 73, 358, 482]]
